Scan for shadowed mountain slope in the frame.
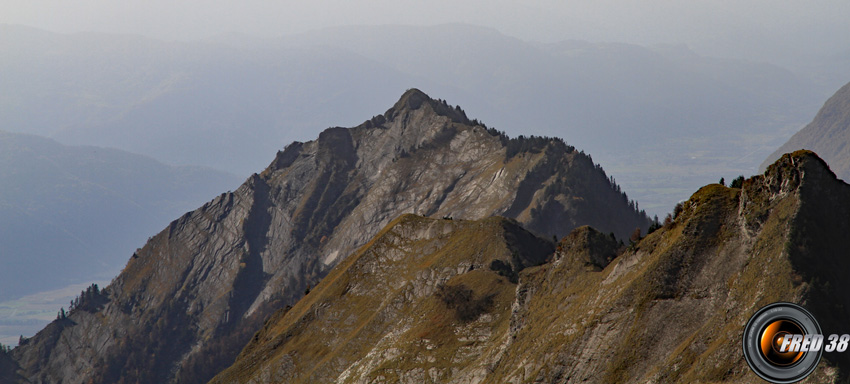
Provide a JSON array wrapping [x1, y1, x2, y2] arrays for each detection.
[[763, 81, 850, 181], [6, 89, 647, 383], [215, 150, 850, 383]]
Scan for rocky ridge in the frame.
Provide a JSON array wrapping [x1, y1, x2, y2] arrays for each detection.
[[215, 150, 850, 383], [6, 89, 648, 383], [213, 214, 555, 383]]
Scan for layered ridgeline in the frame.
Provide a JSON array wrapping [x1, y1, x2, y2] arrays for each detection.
[[5, 89, 648, 383], [213, 214, 556, 383], [763, 81, 850, 181], [213, 150, 850, 383]]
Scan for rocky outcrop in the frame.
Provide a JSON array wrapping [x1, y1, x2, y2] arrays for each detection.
[[215, 150, 850, 383], [488, 151, 850, 383], [7, 89, 648, 383], [212, 214, 555, 383]]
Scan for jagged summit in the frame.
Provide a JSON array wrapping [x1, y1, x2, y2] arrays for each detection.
[[392, 88, 432, 110], [7, 89, 648, 383], [387, 88, 468, 122], [554, 225, 620, 271], [262, 89, 647, 241], [764, 149, 838, 181], [214, 150, 850, 383]]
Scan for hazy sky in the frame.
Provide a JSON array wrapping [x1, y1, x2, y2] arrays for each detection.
[[3, 0, 849, 67]]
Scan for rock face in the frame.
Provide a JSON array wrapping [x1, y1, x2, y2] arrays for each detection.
[[214, 150, 850, 383], [7, 89, 648, 383], [0, 351, 22, 383], [763, 81, 850, 181], [213, 214, 555, 383]]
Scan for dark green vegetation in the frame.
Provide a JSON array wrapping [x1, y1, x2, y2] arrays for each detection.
[[67, 284, 108, 313], [730, 175, 745, 188], [764, 81, 850, 181], [436, 283, 496, 323]]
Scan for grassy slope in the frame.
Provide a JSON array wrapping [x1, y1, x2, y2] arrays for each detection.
[[214, 151, 850, 384], [488, 151, 846, 383], [212, 214, 553, 383]]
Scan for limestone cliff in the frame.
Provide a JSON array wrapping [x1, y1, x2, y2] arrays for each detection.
[[7, 89, 647, 383], [215, 150, 850, 383]]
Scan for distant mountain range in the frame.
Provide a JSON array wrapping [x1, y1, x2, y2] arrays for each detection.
[[0, 131, 240, 301], [5, 90, 649, 383], [6, 88, 850, 383], [762, 81, 850, 181], [0, 23, 832, 215], [3, 22, 850, 382]]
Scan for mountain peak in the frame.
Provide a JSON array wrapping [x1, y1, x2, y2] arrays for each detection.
[[384, 88, 471, 125], [784, 149, 833, 172], [555, 225, 620, 271], [212, 146, 850, 383], [8, 89, 649, 384], [762, 150, 838, 193], [394, 88, 431, 110]]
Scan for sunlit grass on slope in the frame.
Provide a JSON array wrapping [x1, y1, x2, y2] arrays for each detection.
[[213, 214, 553, 383]]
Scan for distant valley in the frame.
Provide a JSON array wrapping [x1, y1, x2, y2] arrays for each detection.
[[0, 131, 240, 344]]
